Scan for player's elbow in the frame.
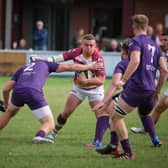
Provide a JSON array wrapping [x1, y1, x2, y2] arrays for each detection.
[[3, 84, 13, 95], [96, 79, 104, 86], [132, 59, 140, 67], [3, 87, 10, 94]]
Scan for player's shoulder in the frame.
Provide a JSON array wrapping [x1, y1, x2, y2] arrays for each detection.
[[93, 48, 104, 60], [120, 58, 129, 65], [116, 58, 129, 68], [130, 35, 148, 47], [66, 48, 82, 54], [131, 35, 142, 44]]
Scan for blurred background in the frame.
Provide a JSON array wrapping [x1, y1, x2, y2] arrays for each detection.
[[0, 0, 168, 76], [0, 0, 168, 50]]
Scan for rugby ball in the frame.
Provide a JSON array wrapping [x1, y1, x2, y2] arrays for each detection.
[[76, 70, 96, 89], [78, 70, 95, 79]]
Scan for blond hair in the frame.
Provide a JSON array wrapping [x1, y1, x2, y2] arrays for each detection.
[[82, 34, 96, 41], [132, 14, 149, 30]]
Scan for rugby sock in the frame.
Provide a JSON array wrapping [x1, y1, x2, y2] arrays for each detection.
[[94, 116, 109, 142], [141, 115, 158, 142], [120, 139, 132, 155], [36, 130, 45, 137], [55, 113, 67, 131], [110, 131, 119, 147]]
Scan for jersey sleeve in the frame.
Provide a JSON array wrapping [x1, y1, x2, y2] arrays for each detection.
[[46, 62, 60, 72], [94, 52, 106, 77], [113, 60, 127, 74], [11, 67, 24, 82], [62, 48, 82, 61], [129, 38, 141, 52]]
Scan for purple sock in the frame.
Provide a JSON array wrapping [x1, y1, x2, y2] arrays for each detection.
[[110, 131, 119, 146], [94, 116, 109, 142], [120, 139, 132, 155], [141, 115, 156, 139], [35, 130, 45, 137]]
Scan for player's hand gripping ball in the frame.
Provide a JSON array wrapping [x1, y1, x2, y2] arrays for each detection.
[[76, 70, 95, 88]]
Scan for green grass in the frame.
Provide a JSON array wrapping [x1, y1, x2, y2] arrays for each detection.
[[0, 76, 168, 168]]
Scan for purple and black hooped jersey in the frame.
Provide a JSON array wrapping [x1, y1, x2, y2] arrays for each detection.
[[12, 61, 59, 92], [127, 35, 162, 91]]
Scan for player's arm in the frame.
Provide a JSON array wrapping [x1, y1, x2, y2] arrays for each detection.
[[3, 80, 16, 110], [104, 73, 123, 106], [120, 50, 140, 86], [93, 73, 122, 112], [78, 75, 105, 87], [155, 56, 168, 96], [30, 54, 64, 63], [55, 62, 103, 73], [30, 48, 82, 63]]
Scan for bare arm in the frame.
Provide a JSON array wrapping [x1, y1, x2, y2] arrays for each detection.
[[56, 62, 103, 73], [155, 57, 168, 95], [93, 73, 122, 112], [83, 75, 105, 86], [3, 80, 16, 109], [30, 54, 64, 63], [121, 51, 140, 84], [103, 73, 123, 106]]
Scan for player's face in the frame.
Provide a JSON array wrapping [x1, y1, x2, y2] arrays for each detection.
[[161, 35, 168, 52], [121, 49, 128, 60], [81, 39, 96, 55]]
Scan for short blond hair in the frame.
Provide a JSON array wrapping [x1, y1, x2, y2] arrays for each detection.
[[82, 34, 96, 41], [132, 14, 149, 30]]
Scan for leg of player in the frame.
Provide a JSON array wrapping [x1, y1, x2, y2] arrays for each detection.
[[87, 100, 109, 148], [140, 114, 162, 147], [32, 105, 55, 144], [0, 102, 19, 129], [45, 94, 82, 141], [96, 101, 120, 155], [0, 100, 5, 112], [151, 94, 168, 125], [131, 99, 162, 146], [130, 112, 146, 133], [131, 94, 168, 134], [111, 98, 135, 160], [96, 92, 123, 154]]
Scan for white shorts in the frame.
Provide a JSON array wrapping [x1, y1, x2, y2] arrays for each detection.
[[70, 85, 104, 102], [32, 105, 52, 120]]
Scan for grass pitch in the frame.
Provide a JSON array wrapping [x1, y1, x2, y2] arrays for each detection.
[[0, 76, 168, 168]]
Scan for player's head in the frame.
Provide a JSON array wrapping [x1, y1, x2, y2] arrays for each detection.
[[121, 38, 131, 60], [132, 14, 149, 34], [160, 32, 168, 52], [81, 34, 96, 56]]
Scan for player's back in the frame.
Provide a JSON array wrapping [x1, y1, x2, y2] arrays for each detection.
[[127, 35, 161, 91], [13, 61, 56, 92]]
